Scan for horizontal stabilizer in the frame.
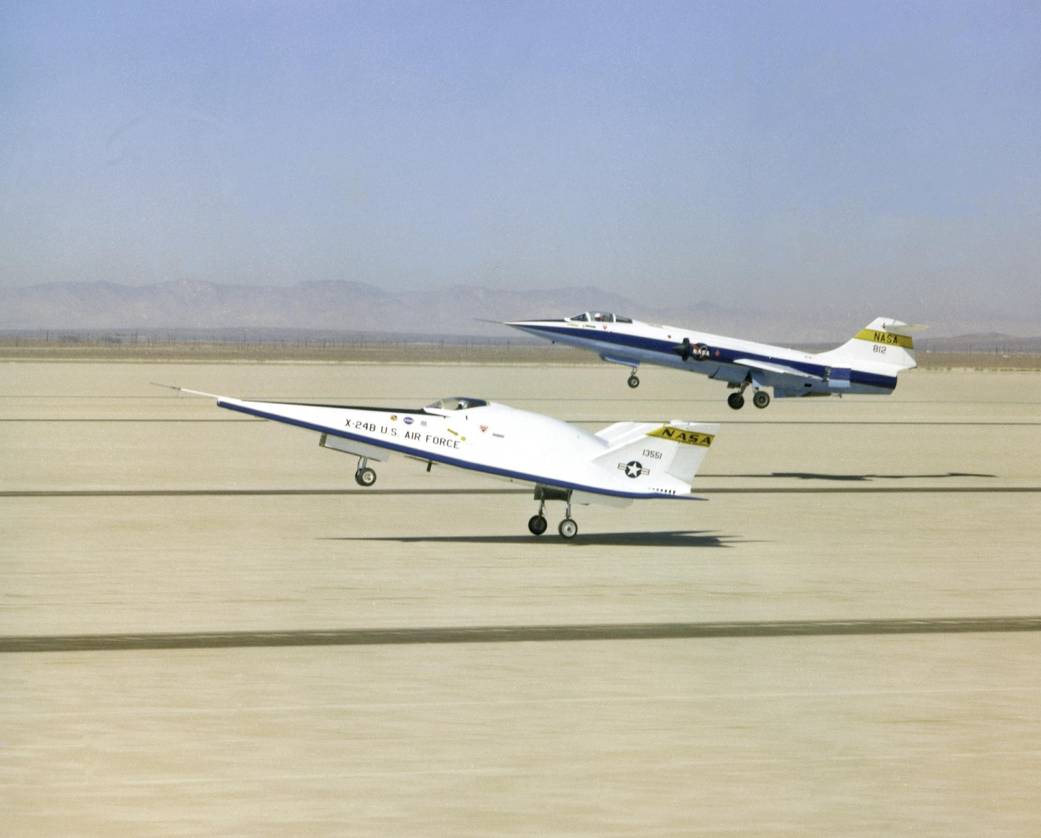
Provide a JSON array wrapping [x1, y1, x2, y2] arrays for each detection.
[[869, 318, 927, 336]]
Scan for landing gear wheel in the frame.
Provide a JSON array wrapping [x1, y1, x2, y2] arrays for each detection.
[[752, 390, 770, 409], [354, 467, 377, 487], [727, 392, 745, 410], [558, 518, 578, 539], [627, 374, 640, 389], [527, 514, 548, 536]]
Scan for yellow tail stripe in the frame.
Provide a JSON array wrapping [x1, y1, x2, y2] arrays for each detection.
[[646, 426, 714, 447], [854, 329, 914, 349]]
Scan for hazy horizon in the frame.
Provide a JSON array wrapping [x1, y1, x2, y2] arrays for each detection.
[[2, 2, 1039, 332]]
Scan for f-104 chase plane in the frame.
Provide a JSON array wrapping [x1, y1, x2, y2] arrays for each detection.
[[160, 386, 718, 539], [505, 314, 922, 409]]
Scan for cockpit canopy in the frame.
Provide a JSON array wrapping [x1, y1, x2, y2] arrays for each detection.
[[568, 311, 633, 324], [425, 396, 488, 411]]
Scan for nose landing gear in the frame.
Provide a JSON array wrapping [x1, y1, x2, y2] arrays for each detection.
[[354, 457, 377, 487]]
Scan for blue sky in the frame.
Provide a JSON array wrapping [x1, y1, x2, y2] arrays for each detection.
[[2, 1, 1039, 328]]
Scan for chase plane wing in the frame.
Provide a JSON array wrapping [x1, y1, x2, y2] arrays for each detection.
[[731, 358, 816, 379]]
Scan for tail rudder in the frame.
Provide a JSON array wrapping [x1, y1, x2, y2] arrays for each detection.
[[595, 421, 718, 489], [819, 317, 924, 371]]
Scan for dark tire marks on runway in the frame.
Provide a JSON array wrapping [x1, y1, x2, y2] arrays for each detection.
[[4, 616, 1041, 653], [3, 486, 1039, 498]]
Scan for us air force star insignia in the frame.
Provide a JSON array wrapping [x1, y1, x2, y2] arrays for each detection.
[[619, 460, 645, 479]]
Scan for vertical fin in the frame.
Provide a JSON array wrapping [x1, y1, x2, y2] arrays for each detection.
[[818, 317, 922, 371], [595, 421, 718, 488]]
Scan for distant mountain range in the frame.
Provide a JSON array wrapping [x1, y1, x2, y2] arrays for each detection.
[[2, 279, 1037, 348], [1, 279, 764, 337]]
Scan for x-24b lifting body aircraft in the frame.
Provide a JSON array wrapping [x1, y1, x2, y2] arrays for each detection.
[[506, 314, 922, 409], [165, 387, 718, 539]]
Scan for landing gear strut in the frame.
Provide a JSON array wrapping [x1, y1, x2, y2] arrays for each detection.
[[354, 457, 377, 487], [558, 495, 578, 540], [530, 488, 579, 539]]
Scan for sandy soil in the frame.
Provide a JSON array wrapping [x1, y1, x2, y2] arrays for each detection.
[[2, 361, 1040, 835]]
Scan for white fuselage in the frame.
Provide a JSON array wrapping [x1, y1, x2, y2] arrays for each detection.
[[507, 318, 899, 396], [217, 397, 696, 502]]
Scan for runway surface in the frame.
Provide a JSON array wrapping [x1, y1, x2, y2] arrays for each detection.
[[3, 484, 1039, 497], [3, 361, 1041, 835]]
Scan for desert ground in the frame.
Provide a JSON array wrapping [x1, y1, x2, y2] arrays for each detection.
[[2, 356, 1040, 835]]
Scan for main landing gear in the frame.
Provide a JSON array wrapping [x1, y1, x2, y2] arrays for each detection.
[[528, 489, 579, 539], [354, 457, 377, 487], [527, 513, 548, 536], [627, 370, 640, 389], [726, 382, 771, 410]]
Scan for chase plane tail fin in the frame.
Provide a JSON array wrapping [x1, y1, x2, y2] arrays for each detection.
[[817, 317, 924, 371]]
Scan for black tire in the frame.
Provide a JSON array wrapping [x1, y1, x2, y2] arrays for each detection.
[[752, 390, 770, 409], [627, 374, 640, 389], [727, 392, 745, 410], [528, 514, 548, 536], [558, 518, 578, 539], [355, 467, 377, 487]]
